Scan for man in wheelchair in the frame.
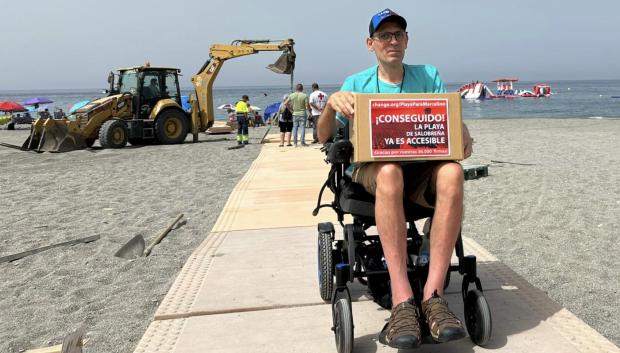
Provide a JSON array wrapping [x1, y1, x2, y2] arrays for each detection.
[[317, 8, 474, 350]]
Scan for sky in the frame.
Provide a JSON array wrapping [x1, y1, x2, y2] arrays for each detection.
[[1, 0, 619, 90]]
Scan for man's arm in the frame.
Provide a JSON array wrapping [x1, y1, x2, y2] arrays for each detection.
[[309, 95, 320, 111], [317, 104, 336, 144]]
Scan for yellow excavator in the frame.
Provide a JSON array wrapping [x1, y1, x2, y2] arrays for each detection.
[[22, 39, 295, 152]]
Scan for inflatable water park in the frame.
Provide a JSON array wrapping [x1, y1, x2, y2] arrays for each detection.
[[459, 78, 552, 100]]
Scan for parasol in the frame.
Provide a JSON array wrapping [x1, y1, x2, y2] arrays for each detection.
[[23, 97, 54, 106], [0, 101, 27, 112]]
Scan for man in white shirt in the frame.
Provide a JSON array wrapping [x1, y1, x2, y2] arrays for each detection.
[[308, 82, 328, 143]]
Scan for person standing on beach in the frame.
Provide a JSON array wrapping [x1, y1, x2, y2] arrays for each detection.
[[278, 94, 293, 147], [285, 84, 310, 147], [235, 95, 250, 145], [308, 83, 328, 144], [317, 8, 473, 349]]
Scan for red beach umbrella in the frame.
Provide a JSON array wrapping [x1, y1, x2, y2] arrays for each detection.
[[0, 101, 27, 112]]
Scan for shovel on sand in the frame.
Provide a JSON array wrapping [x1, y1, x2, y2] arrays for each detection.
[[114, 213, 184, 259]]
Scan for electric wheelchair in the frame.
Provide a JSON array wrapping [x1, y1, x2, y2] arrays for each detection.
[[312, 137, 492, 353]]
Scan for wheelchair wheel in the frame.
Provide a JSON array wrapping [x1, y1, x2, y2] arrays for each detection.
[[318, 231, 334, 301], [464, 289, 492, 346], [332, 297, 354, 353]]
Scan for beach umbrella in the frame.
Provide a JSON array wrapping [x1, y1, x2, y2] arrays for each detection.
[[69, 100, 91, 113], [263, 102, 281, 118], [0, 101, 27, 112], [181, 95, 191, 112], [216, 103, 235, 110], [23, 97, 54, 106]]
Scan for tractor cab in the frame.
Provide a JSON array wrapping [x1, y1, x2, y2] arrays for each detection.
[[109, 66, 182, 119]]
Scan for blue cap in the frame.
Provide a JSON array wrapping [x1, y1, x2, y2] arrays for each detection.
[[369, 8, 407, 36]]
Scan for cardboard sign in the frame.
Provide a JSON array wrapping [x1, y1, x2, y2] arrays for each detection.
[[351, 93, 463, 162], [369, 98, 451, 157]]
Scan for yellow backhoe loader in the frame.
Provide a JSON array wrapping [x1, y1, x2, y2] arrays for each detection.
[[22, 39, 295, 152]]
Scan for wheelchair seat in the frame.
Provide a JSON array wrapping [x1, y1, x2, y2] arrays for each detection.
[[338, 176, 435, 222]]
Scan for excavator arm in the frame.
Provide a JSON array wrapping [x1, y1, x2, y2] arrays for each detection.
[[189, 39, 295, 141]]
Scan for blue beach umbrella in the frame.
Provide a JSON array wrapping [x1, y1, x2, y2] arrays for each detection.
[[181, 95, 191, 112], [263, 102, 281, 118], [69, 100, 90, 113]]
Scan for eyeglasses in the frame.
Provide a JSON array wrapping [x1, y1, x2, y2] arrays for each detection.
[[372, 31, 408, 42]]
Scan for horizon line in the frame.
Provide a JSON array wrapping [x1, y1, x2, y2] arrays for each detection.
[[2, 78, 620, 93]]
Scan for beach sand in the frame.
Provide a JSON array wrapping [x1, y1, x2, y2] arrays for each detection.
[[462, 118, 619, 346], [0, 118, 618, 352], [0, 125, 272, 353]]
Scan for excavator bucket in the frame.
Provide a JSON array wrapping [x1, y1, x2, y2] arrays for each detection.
[[22, 118, 88, 152], [267, 49, 296, 74]]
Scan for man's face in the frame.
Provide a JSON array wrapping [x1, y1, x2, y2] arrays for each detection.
[[367, 21, 408, 65]]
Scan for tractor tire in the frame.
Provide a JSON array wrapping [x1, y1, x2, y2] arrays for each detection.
[[99, 120, 128, 149], [155, 110, 188, 145]]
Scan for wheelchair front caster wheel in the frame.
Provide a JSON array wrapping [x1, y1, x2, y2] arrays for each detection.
[[332, 297, 354, 353], [464, 289, 492, 346]]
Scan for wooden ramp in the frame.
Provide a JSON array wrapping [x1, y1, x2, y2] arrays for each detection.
[[133, 135, 619, 353]]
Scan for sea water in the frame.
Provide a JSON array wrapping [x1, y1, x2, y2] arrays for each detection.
[[1, 79, 618, 121]]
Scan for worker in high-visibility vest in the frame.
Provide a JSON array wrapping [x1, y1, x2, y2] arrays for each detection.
[[235, 95, 250, 145]]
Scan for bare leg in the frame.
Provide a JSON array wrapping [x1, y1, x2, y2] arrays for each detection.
[[280, 132, 285, 145], [285, 132, 291, 145], [423, 162, 464, 300], [373, 163, 413, 306]]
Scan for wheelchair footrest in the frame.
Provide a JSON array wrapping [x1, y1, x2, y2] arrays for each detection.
[[463, 165, 488, 180]]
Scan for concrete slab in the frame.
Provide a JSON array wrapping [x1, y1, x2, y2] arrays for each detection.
[[155, 226, 372, 320]]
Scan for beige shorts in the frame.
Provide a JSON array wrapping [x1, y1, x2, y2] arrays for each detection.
[[352, 161, 447, 209]]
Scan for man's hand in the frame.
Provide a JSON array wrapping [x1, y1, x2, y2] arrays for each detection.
[[327, 91, 356, 119], [317, 91, 355, 143], [462, 123, 473, 159]]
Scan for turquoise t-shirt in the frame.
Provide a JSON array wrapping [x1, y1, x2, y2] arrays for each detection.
[[336, 64, 445, 125]]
